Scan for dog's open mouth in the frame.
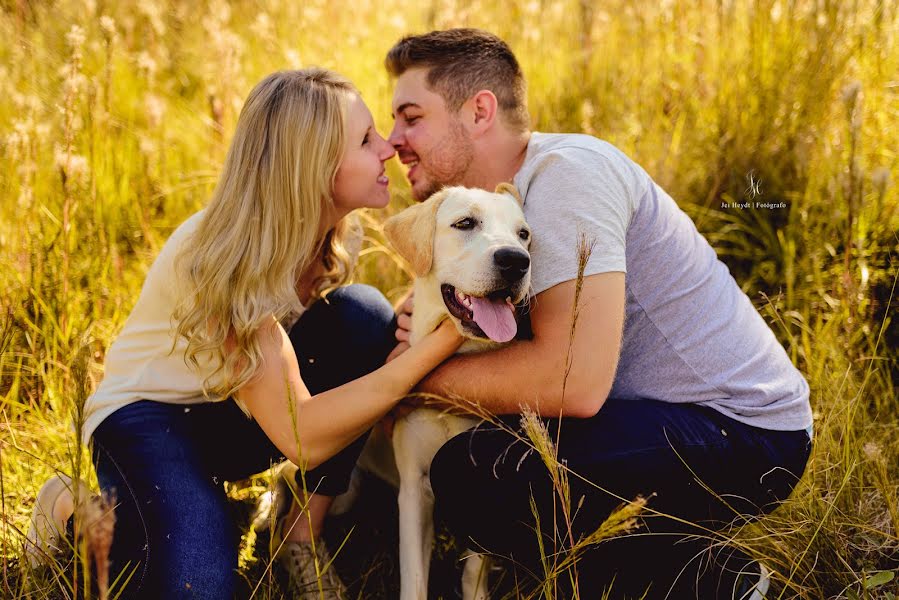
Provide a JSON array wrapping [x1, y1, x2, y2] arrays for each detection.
[[441, 284, 517, 343]]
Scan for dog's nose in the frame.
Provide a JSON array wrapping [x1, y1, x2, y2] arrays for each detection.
[[494, 248, 530, 283]]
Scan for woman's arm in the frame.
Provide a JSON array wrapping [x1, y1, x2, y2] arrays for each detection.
[[236, 317, 463, 470]]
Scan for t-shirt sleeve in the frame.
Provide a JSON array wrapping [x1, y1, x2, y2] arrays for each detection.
[[520, 148, 637, 296]]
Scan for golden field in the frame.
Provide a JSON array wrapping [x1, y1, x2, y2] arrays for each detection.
[[0, 0, 897, 597]]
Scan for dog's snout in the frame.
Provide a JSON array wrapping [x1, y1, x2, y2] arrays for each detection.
[[494, 247, 530, 283]]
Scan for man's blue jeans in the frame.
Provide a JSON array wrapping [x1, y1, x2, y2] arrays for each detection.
[[91, 284, 396, 599], [430, 398, 812, 598]]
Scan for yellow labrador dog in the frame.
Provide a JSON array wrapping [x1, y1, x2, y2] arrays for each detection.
[[381, 183, 532, 600]]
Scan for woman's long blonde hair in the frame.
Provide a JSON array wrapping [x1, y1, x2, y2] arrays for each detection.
[[173, 68, 360, 400]]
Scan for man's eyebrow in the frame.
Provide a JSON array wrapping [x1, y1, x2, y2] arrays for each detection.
[[391, 102, 420, 119]]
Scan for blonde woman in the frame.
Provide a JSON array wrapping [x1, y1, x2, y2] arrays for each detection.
[[30, 69, 461, 599]]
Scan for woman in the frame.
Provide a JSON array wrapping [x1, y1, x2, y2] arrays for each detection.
[[29, 68, 460, 599]]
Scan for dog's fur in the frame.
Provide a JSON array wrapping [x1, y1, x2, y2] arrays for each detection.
[[381, 184, 532, 600]]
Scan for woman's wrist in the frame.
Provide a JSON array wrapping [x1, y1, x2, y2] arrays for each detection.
[[385, 322, 460, 384], [425, 320, 464, 355]]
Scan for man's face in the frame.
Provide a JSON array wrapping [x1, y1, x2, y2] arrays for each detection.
[[388, 68, 475, 201]]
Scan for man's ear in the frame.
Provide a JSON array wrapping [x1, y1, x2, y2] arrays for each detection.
[[383, 189, 450, 277], [495, 182, 523, 208], [472, 90, 498, 127]]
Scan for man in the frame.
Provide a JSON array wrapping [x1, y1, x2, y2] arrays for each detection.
[[384, 29, 813, 599]]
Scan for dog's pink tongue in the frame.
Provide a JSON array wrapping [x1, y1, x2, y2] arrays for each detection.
[[470, 296, 517, 343]]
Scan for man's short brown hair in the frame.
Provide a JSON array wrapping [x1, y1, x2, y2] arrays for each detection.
[[385, 28, 530, 132]]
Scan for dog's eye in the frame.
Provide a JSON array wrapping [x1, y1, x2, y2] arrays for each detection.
[[452, 218, 477, 230], [519, 229, 530, 241]]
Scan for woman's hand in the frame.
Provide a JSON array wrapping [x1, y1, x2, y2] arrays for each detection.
[[387, 292, 414, 363], [420, 318, 464, 356], [388, 293, 465, 360]]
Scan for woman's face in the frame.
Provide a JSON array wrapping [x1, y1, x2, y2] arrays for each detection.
[[332, 94, 396, 218]]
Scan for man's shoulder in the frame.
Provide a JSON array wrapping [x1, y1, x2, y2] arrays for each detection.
[[515, 133, 647, 201], [518, 133, 638, 181], [526, 132, 630, 163]]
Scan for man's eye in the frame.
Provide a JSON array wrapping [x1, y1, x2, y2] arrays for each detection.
[[452, 218, 477, 230], [362, 133, 370, 145], [519, 229, 530, 241], [405, 115, 420, 125]]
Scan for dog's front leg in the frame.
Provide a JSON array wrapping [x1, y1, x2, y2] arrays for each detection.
[[397, 470, 434, 600], [394, 415, 440, 600], [461, 551, 491, 600]]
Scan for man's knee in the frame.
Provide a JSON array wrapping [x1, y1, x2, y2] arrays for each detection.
[[430, 433, 473, 529], [430, 429, 558, 572], [429, 428, 532, 531]]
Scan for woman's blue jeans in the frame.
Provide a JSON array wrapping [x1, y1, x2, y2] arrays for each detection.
[[91, 284, 396, 599]]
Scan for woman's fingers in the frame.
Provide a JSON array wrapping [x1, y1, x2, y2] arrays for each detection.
[[388, 292, 460, 363], [394, 298, 413, 343], [399, 293, 414, 315]]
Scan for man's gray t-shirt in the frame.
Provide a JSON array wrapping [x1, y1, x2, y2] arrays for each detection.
[[513, 132, 812, 432]]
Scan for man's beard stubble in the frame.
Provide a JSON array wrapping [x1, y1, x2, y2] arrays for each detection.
[[413, 119, 474, 201]]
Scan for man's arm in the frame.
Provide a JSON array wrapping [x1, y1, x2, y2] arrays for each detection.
[[414, 271, 625, 418]]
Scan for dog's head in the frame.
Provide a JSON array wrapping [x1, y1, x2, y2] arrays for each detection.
[[384, 183, 532, 344]]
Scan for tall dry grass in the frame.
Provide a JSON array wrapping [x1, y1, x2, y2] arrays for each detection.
[[0, 0, 897, 598]]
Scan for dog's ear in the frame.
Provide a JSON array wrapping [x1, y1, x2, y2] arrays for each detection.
[[383, 189, 449, 277], [495, 182, 523, 208]]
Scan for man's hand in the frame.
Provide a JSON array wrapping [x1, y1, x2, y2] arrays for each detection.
[[386, 292, 414, 363]]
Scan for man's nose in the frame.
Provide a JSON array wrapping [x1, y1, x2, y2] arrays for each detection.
[[387, 124, 404, 150]]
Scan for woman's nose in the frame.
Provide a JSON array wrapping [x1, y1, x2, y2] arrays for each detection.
[[379, 136, 396, 161]]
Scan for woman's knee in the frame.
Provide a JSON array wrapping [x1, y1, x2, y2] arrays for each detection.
[[291, 283, 397, 372], [325, 283, 395, 339]]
